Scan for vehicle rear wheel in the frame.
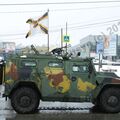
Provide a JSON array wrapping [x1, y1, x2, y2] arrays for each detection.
[[11, 87, 40, 114], [100, 87, 120, 113]]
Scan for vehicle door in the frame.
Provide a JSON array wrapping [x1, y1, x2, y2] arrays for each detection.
[[40, 59, 69, 99], [69, 61, 96, 101]]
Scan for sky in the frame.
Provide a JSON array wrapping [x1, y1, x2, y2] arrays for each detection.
[[0, 0, 120, 49]]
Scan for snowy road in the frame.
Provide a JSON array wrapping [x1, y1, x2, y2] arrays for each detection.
[[0, 98, 120, 120]]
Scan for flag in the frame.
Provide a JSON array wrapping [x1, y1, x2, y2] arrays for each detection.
[[25, 11, 48, 38]]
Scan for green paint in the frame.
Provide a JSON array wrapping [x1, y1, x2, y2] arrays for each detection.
[[1, 49, 120, 113]]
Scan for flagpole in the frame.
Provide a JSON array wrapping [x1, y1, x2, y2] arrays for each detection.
[[47, 9, 49, 52], [66, 22, 67, 53], [48, 31, 49, 52], [61, 28, 63, 48]]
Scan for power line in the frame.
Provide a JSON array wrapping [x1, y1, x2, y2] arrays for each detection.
[[50, 22, 116, 32], [51, 19, 120, 32], [1, 5, 120, 14], [69, 22, 114, 31], [51, 5, 120, 11], [1, 1, 120, 6], [70, 19, 120, 29], [0, 10, 44, 14], [0, 19, 120, 36], [0, 33, 25, 37], [0, 37, 25, 40], [51, 16, 120, 28]]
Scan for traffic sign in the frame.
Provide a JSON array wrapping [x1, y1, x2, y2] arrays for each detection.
[[96, 41, 104, 54], [63, 35, 70, 43]]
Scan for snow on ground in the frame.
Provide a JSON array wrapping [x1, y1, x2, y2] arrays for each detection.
[[0, 85, 93, 114], [95, 64, 120, 77], [0, 96, 93, 111]]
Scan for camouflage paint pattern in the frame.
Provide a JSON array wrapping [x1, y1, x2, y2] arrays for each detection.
[[4, 54, 120, 104], [44, 66, 71, 93], [5, 61, 18, 84], [44, 66, 96, 94], [77, 78, 96, 92]]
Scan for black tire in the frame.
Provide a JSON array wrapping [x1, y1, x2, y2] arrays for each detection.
[[100, 87, 120, 113], [11, 87, 40, 114]]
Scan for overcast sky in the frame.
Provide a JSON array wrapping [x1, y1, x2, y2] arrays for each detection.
[[0, 0, 120, 48]]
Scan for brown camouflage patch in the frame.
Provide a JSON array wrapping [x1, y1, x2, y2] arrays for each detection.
[[8, 63, 18, 80], [48, 72, 64, 86]]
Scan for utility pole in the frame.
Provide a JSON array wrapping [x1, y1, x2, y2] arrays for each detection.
[[61, 28, 63, 48], [47, 9, 49, 52], [66, 22, 67, 53]]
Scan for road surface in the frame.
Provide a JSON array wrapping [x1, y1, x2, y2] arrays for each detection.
[[0, 98, 120, 120]]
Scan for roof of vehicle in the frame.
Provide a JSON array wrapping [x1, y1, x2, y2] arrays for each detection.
[[9, 53, 93, 63]]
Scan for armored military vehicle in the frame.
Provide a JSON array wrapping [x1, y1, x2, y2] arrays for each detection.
[[0, 45, 120, 114]]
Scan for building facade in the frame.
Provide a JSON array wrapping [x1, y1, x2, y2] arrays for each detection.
[[69, 34, 120, 61]]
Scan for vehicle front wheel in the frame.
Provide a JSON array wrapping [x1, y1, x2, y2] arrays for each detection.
[[11, 87, 40, 114], [100, 87, 120, 113]]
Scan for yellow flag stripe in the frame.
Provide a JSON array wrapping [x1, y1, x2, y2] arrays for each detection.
[[39, 24, 48, 34]]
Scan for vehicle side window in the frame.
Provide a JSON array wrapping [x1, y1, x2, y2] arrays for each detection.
[[21, 60, 36, 68], [72, 65, 88, 73], [48, 61, 63, 68]]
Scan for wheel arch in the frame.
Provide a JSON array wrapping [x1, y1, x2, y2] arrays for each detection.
[[9, 81, 42, 99], [98, 84, 120, 98], [97, 84, 120, 113]]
